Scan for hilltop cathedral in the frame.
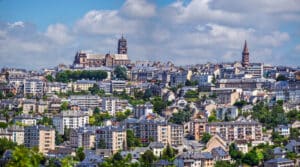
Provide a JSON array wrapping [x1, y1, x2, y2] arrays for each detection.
[[73, 36, 130, 68]]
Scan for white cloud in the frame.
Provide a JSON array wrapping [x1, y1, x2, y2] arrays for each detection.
[[74, 10, 138, 35], [0, 0, 299, 68], [164, 0, 242, 24], [8, 21, 25, 29], [121, 0, 156, 18], [45, 24, 73, 45]]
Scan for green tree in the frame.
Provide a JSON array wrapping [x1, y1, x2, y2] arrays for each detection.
[[75, 147, 85, 161], [115, 112, 127, 122], [60, 101, 69, 111], [0, 138, 17, 156], [151, 97, 167, 115], [98, 139, 106, 149], [0, 122, 8, 128], [114, 66, 128, 80], [60, 156, 77, 167], [0, 91, 4, 99], [140, 150, 157, 167], [37, 117, 53, 126], [89, 84, 105, 96], [276, 75, 288, 81], [127, 130, 142, 148], [143, 88, 153, 100], [289, 128, 300, 140], [215, 161, 235, 167], [56, 70, 107, 83], [7, 146, 44, 167], [55, 131, 64, 145], [201, 132, 211, 144], [45, 75, 54, 82], [162, 144, 175, 161], [170, 110, 192, 124], [94, 107, 100, 114], [242, 149, 260, 166], [287, 109, 300, 123], [233, 100, 247, 108], [229, 143, 244, 162], [184, 90, 199, 98]]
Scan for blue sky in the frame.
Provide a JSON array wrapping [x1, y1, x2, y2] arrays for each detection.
[[0, 0, 299, 69]]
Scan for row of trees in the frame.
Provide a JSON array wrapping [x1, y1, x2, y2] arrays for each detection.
[[55, 70, 107, 83], [100, 144, 176, 167], [252, 101, 289, 129]]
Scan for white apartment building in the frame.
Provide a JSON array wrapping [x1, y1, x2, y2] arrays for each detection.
[[101, 97, 128, 116], [24, 79, 44, 96], [69, 95, 100, 110], [53, 110, 89, 134]]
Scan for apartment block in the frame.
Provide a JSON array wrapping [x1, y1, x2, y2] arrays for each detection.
[[24, 125, 55, 154], [53, 110, 89, 134], [70, 127, 96, 149], [69, 95, 100, 110], [95, 126, 127, 154], [206, 119, 262, 142]]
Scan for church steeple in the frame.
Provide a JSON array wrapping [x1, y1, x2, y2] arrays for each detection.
[[242, 40, 249, 67], [118, 35, 127, 54]]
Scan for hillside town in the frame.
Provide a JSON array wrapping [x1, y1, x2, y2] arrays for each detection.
[[0, 36, 299, 167]]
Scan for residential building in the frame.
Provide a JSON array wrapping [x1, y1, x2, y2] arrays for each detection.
[[216, 106, 238, 121], [274, 125, 290, 137], [101, 97, 128, 116], [133, 102, 153, 118], [23, 79, 44, 96], [211, 88, 241, 105], [170, 71, 188, 87], [45, 82, 69, 94], [264, 158, 294, 167], [22, 99, 36, 114], [95, 126, 127, 154], [245, 63, 263, 78], [70, 127, 96, 149], [206, 119, 262, 142], [24, 125, 55, 154], [8, 125, 24, 145], [111, 80, 126, 93], [14, 115, 37, 126], [205, 134, 228, 152], [0, 129, 12, 141], [149, 142, 165, 157], [69, 95, 100, 110], [53, 110, 89, 134], [72, 80, 96, 92]]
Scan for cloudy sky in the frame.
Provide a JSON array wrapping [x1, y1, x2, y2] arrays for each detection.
[[0, 0, 299, 69]]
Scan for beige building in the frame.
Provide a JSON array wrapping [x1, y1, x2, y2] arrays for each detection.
[[157, 124, 183, 146], [72, 80, 96, 92], [23, 99, 36, 114], [211, 88, 241, 105], [70, 127, 96, 149], [205, 134, 228, 152], [24, 125, 55, 154], [96, 126, 126, 154], [193, 119, 207, 141], [8, 125, 24, 145], [206, 119, 262, 142], [0, 128, 12, 141], [14, 115, 37, 126]]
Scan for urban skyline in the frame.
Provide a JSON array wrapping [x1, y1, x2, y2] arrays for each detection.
[[0, 0, 300, 69], [0, 1, 300, 167]]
